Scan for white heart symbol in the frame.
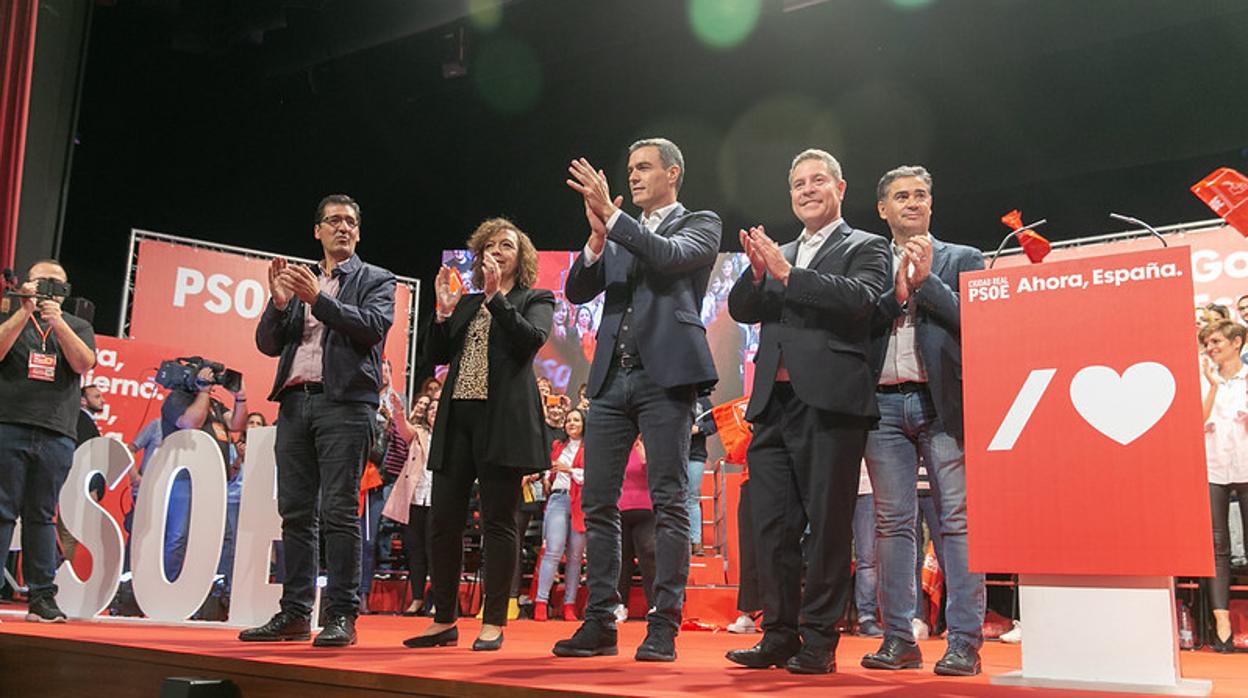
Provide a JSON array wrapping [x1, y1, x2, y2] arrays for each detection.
[[1068, 362, 1175, 445]]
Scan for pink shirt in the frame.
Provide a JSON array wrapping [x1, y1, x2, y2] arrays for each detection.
[[618, 447, 652, 512], [284, 266, 341, 387]]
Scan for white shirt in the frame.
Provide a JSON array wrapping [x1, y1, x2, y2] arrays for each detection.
[[582, 202, 682, 266], [795, 218, 841, 269], [1201, 365, 1248, 484], [550, 439, 584, 491], [857, 460, 872, 496], [879, 235, 930, 385]]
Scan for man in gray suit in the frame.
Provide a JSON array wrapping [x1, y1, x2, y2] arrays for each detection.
[[859, 165, 986, 676], [725, 149, 890, 674], [554, 138, 721, 662]]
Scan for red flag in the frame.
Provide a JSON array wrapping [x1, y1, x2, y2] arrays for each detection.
[[1191, 168, 1248, 237], [1001, 209, 1051, 263], [711, 396, 751, 464]]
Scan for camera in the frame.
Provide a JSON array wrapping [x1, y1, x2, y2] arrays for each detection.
[[3, 277, 72, 301], [154, 356, 242, 393]]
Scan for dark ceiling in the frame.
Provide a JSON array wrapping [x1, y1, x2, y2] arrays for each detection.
[[61, 0, 1248, 333]]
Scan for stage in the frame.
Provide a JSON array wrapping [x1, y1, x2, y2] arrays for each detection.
[[0, 607, 1244, 697]]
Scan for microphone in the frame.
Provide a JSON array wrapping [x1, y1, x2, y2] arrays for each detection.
[[988, 218, 1049, 269], [1109, 212, 1168, 248], [1, 268, 15, 290]]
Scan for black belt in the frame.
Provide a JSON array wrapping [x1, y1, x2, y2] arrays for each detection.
[[618, 353, 643, 370], [877, 382, 927, 394], [550, 488, 569, 495], [278, 382, 324, 399]]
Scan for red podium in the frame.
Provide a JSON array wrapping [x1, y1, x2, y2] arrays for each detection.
[[961, 246, 1214, 695]]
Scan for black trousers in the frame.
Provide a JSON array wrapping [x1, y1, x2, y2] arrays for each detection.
[[617, 508, 657, 609], [429, 400, 522, 626], [736, 478, 761, 614], [747, 383, 869, 648], [403, 504, 432, 602], [274, 392, 374, 618], [1208, 482, 1248, 610], [511, 506, 535, 597]]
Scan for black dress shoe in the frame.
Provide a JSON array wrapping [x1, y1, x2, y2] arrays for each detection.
[[861, 636, 923, 670], [403, 625, 459, 648], [726, 636, 802, 668], [473, 630, 504, 652], [786, 644, 837, 674], [1212, 631, 1236, 654], [635, 623, 677, 662], [552, 620, 618, 657], [313, 615, 358, 647], [934, 643, 981, 676], [238, 610, 312, 642]]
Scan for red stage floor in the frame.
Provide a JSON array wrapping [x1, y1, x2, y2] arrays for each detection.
[[1, 607, 1245, 697]]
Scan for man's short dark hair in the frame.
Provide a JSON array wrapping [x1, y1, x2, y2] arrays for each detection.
[[876, 165, 933, 202], [314, 195, 361, 226], [27, 258, 65, 279]]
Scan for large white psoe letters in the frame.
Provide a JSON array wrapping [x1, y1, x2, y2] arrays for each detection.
[[130, 429, 226, 621], [228, 425, 284, 627], [55, 437, 132, 618], [52, 427, 293, 626]]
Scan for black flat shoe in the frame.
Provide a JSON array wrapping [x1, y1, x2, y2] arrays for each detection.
[[403, 626, 459, 648], [473, 630, 504, 651], [1212, 632, 1236, 654]]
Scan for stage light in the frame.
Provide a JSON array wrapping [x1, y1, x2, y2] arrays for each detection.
[[471, 36, 543, 115], [688, 0, 762, 50], [718, 94, 843, 224], [467, 0, 504, 31], [885, 0, 937, 11]]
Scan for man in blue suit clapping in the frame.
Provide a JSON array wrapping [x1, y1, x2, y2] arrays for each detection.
[[553, 138, 720, 663]]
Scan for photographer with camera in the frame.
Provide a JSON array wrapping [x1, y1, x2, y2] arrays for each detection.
[[0, 260, 96, 623], [159, 359, 247, 584]]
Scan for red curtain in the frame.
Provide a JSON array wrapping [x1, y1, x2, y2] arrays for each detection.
[[0, 0, 39, 273]]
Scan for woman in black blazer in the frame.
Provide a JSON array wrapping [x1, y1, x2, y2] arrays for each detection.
[[403, 218, 554, 652]]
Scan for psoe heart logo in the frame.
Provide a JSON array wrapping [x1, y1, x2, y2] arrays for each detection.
[[1069, 363, 1175, 446], [987, 362, 1176, 451]]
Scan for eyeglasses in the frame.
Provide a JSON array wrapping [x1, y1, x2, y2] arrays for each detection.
[[319, 215, 359, 229]]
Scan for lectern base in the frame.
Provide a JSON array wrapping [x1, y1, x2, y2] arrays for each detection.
[[993, 671, 1212, 696]]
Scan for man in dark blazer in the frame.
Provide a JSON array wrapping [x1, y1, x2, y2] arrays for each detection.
[[241, 194, 395, 648], [553, 138, 720, 662], [725, 149, 890, 675], [859, 166, 986, 676]]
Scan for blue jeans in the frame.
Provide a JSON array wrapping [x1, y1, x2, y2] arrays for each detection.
[[582, 364, 694, 629], [163, 471, 192, 580], [535, 491, 586, 605], [852, 492, 878, 622], [864, 390, 986, 649], [216, 475, 242, 590], [914, 493, 945, 621], [686, 459, 706, 547], [0, 424, 75, 598]]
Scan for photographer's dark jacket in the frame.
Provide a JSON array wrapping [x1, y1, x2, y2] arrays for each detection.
[[255, 254, 396, 405], [0, 309, 96, 440]]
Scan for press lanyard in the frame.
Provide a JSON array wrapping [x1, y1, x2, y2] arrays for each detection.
[[29, 316, 53, 352]]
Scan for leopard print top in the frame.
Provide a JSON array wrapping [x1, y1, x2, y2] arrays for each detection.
[[451, 303, 491, 400]]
